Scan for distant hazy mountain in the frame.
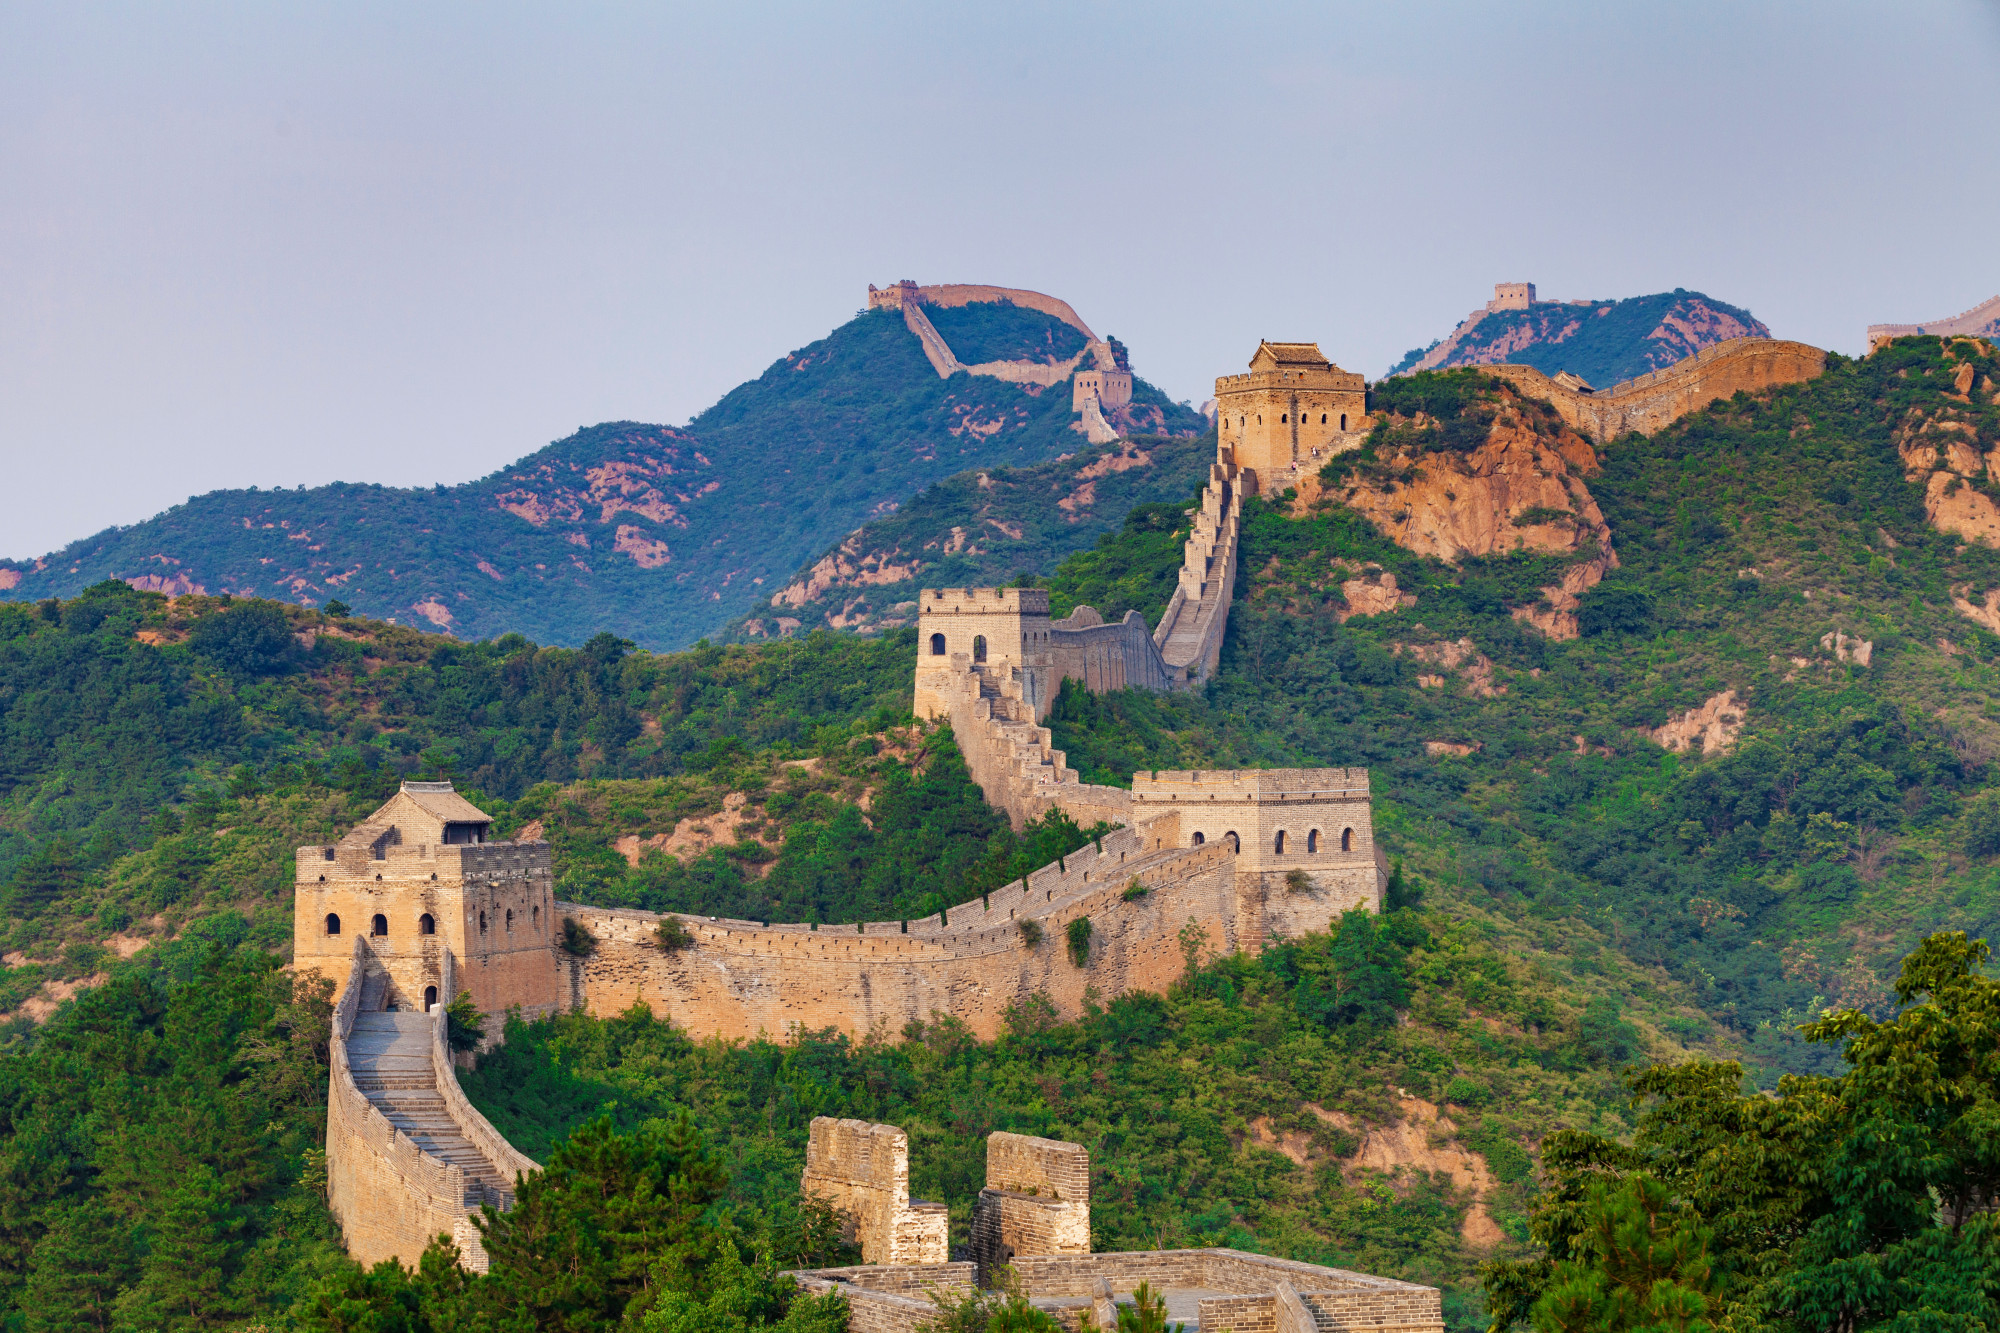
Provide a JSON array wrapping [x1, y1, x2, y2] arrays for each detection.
[[1389, 287, 1771, 388], [1, 300, 1201, 649]]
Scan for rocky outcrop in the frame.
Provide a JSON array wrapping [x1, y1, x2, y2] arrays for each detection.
[[1337, 570, 1416, 621], [1320, 392, 1616, 641], [1895, 382, 2000, 546], [1650, 690, 1745, 755]]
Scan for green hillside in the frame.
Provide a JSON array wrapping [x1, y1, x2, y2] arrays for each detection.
[[1, 338, 1999, 1326], [721, 431, 1214, 641], [0, 307, 1201, 651], [1388, 289, 1771, 386]]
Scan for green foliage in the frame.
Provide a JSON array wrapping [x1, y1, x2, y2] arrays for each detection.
[[560, 916, 599, 957], [1122, 879, 1149, 901], [1066, 916, 1093, 967], [919, 1267, 1062, 1332], [725, 433, 1212, 642], [1575, 584, 1652, 638], [1017, 919, 1044, 947], [1530, 1176, 1716, 1332], [923, 299, 1088, 366], [1485, 931, 2000, 1331], [445, 990, 485, 1052], [187, 601, 299, 678], [655, 917, 696, 951]]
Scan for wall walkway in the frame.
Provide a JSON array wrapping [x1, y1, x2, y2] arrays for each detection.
[[1475, 338, 1826, 442]]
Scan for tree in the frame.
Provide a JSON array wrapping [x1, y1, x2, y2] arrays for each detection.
[[114, 1164, 242, 1331], [1531, 1177, 1716, 1332], [22, 1199, 138, 1332], [188, 602, 298, 677]]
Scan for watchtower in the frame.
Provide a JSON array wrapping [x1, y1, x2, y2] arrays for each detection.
[[1129, 767, 1378, 905], [1214, 342, 1367, 495], [1490, 282, 1537, 311], [294, 782, 560, 1025], [914, 587, 1055, 720]]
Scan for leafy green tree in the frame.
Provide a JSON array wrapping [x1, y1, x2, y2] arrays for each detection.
[[114, 1164, 242, 1331], [187, 602, 298, 677]]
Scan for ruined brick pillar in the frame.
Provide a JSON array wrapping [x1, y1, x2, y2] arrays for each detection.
[[969, 1131, 1092, 1285], [800, 1117, 948, 1265]]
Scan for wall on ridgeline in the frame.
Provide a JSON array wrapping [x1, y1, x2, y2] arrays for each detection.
[[1478, 338, 1826, 442]]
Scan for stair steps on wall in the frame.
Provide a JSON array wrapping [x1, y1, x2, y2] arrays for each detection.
[[347, 1012, 515, 1210]]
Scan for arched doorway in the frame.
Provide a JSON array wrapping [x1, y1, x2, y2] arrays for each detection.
[[371, 914, 388, 937], [930, 632, 946, 656], [973, 635, 987, 663], [419, 913, 435, 935], [1224, 831, 1240, 853], [325, 913, 341, 935], [1191, 832, 1205, 845], [424, 985, 438, 1011]]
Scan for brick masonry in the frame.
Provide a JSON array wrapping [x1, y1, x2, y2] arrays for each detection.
[[801, 1118, 948, 1265]]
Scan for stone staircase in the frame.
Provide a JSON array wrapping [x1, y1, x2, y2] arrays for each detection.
[[347, 1013, 515, 1210]]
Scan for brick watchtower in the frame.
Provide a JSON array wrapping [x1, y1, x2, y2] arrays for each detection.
[[913, 587, 1057, 721], [294, 782, 562, 1025], [1214, 341, 1368, 496]]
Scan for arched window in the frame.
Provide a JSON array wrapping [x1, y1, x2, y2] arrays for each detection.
[[1340, 413, 1347, 430], [1274, 830, 1286, 854], [1280, 413, 1287, 422], [1308, 829, 1320, 853], [973, 635, 987, 663], [1341, 827, 1353, 852], [1320, 413, 1327, 424], [479, 911, 487, 934], [424, 986, 438, 1012], [1191, 831, 1205, 845], [506, 909, 514, 932], [371, 914, 387, 937], [930, 632, 946, 656], [419, 913, 435, 935], [1224, 831, 1240, 853], [325, 913, 341, 935]]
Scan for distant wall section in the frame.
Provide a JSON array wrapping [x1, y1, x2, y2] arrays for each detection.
[[1479, 338, 1827, 442]]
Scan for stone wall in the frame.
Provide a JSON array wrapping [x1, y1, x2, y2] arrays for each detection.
[[555, 827, 1265, 1040], [1048, 606, 1178, 695], [1005, 1250, 1444, 1333], [324, 939, 483, 1270], [1151, 460, 1243, 686], [1868, 294, 2000, 352], [783, 1265, 976, 1333], [1475, 338, 1827, 442], [969, 1133, 1092, 1284], [800, 1118, 948, 1265]]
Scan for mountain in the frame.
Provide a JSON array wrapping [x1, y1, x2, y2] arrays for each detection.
[[4, 334, 2000, 1327], [1388, 285, 1770, 387], [0, 293, 1203, 650], [720, 430, 1216, 642]]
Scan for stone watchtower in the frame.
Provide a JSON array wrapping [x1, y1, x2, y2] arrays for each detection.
[[1213, 341, 1367, 496], [294, 782, 562, 1024], [914, 587, 1057, 722]]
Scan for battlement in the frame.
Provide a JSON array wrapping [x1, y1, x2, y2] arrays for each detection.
[[1132, 767, 1370, 799], [920, 587, 1051, 616]]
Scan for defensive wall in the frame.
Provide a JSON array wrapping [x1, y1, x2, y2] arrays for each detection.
[[1473, 337, 1828, 442], [788, 1119, 1444, 1332], [322, 939, 538, 1273], [800, 1118, 948, 1265], [1868, 294, 2000, 352]]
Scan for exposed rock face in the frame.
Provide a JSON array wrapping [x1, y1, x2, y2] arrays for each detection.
[[1953, 585, 2000, 634], [1394, 638, 1504, 697], [1820, 630, 1873, 667], [1338, 570, 1417, 621], [1896, 393, 2000, 546], [1323, 392, 1616, 640], [1650, 689, 1746, 755]]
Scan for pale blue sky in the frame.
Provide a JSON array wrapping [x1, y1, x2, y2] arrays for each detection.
[[5, 2, 1998, 559]]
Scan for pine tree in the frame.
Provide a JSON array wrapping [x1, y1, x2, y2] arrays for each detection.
[[23, 1199, 137, 1333], [114, 1164, 241, 1331]]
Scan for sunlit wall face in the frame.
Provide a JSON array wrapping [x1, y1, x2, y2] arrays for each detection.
[[3, 1, 1997, 559]]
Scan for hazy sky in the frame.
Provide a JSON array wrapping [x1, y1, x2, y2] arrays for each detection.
[[6, 3, 1998, 560]]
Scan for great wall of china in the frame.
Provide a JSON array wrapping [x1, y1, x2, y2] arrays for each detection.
[[302, 319, 1852, 1288]]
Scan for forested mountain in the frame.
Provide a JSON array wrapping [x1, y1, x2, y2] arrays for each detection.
[[1389, 288, 1771, 386], [0, 304, 1202, 651], [0, 336, 1998, 1327]]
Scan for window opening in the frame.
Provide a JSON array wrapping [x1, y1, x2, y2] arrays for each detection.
[[1191, 831, 1205, 845], [930, 632, 946, 656], [419, 913, 435, 935], [1274, 830, 1286, 854], [325, 913, 341, 935], [1341, 827, 1353, 852], [424, 986, 438, 1011], [371, 914, 387, 937], [973, 635, 987, 663], [1308, 829, 1320, 853]]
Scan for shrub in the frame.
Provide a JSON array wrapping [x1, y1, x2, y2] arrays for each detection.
[[560, 916, 598, 958], [1577, 584, 1653, 637], [1017, 919, 1043, 947], [1443, 1074, 1489, 1106], [1284, 868, 1312, 894], [446, 990, 485, 1051], [654, 918, 695, 952], [1066, 917, 1093, 968], [1121, 879, 1149, 901], [1963, 791, 2000, 857], [188, 601, 299, 676]]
